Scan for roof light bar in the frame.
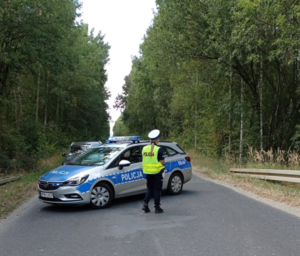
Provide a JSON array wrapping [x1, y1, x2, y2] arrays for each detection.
[[107, 136, 141, 143]]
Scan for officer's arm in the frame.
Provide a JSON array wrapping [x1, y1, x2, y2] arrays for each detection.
[[158, 148, 165, 165]]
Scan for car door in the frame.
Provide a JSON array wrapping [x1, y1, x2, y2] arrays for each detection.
[[107, 145, 146, 197]]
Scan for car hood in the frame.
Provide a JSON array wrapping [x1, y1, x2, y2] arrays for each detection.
[[39, 165, 99, 182]]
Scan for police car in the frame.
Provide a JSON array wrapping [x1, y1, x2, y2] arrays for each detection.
[[38, 136, 192, 209]]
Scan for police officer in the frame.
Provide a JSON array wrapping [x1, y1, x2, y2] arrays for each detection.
[[142, 129, 165, 214]]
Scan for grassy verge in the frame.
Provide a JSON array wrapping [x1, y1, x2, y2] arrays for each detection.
[[0, 154, 63, 220], [188, 150, 300, 207]]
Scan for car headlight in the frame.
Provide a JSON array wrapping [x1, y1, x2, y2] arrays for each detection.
[[61, 175, 89, 186]]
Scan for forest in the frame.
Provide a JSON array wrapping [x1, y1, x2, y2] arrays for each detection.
[[0, 0, 110, 173], [114, 0, 300, 163]]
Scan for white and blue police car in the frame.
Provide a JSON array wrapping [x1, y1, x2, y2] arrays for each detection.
[[38, 136, 192, 209]]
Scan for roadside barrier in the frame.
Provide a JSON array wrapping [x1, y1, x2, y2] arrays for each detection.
[[230, 168, 300, 184], [0, 176, 22, 186]]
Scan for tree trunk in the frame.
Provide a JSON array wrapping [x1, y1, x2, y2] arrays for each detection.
[[13, 76, 22, 125], [239, 79, 244, 166], [13, 87, 18, 123], [56, 96, 60, 131], [43, 74, 49, 133], [229, 69, 232, 153], [36, 64, 41, 124], [18, 81, 22, 121], [259, 57, 263, 149], [194, 70, 198, 148]]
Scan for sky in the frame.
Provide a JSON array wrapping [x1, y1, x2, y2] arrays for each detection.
[[80, 0, 157, 135]]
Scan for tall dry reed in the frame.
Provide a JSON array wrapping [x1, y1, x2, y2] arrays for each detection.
[[247, 146, 300, 168]]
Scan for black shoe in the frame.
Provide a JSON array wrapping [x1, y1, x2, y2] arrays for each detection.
[[142, 204, 150, 213], [155, 206, 164, 214]]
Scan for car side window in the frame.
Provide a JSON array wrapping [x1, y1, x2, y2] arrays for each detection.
[[107, 149, 130, 169], [107, 146, 143, 169], [162, 147, 169, 157], [118, 146, 142, 163], [162, 146, 177, 156], [129, 146, 143, 163], [107, 155, 121, 169]]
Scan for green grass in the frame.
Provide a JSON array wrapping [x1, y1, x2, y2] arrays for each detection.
[[188, 149, 231, 178]]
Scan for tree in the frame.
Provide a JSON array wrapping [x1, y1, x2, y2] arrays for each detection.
[[0, 1, 111, 172]]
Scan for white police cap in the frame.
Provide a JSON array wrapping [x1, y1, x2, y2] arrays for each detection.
[[148, 129, 160, 140]]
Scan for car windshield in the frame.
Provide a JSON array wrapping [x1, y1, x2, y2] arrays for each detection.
[[68, 147, 123, 166], [67, 144, 91, 156]]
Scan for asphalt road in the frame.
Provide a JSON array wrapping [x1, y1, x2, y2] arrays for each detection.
[[0, 173, 300, 256]]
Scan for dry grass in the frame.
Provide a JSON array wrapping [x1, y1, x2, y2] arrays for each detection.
[[188, 149, 300, 208], [38, 155, 63, 168], [247, 146, 300, 168], [0, 154, 63, 220], [0, 180, 37, 219]]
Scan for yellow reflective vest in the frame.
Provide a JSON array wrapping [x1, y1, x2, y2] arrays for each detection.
[[142, 144, 165, 174]]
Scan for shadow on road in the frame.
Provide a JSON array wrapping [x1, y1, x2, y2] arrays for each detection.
[[40, 204, 92, 213], [38, 188, 199, 213]]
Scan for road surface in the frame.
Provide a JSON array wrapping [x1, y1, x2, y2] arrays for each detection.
[[0, 173, 299, 256]]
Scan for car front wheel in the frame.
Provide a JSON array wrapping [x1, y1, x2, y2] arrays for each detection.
[[167, 172, 183, 195], [90, 183, 113, 209]]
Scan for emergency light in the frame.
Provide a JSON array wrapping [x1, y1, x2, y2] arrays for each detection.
[[107, 136, 141, 143]]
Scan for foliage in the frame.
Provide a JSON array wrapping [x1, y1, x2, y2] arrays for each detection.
[[115, 0, 300, 161], [113, 115, 129, 136], [0, 0, 110, 173]]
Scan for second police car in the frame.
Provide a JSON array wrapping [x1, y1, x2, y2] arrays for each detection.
[[38, 136, 192, 209]]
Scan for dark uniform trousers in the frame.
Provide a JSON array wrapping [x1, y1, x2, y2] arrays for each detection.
[[144, 169, 164, 208]]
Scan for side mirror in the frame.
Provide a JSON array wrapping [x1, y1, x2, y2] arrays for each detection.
[[62, 153, 66, 157], [118, 159, 131, 170]]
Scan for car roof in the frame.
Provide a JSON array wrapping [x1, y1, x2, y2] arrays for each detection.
[[98, 140, 185, 153], [71, 141, 102, 146]]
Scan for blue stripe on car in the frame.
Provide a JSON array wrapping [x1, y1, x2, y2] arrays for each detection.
[[40, 159, 191, 194]]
